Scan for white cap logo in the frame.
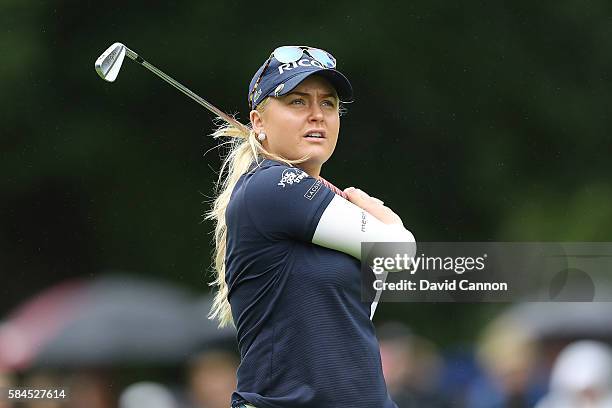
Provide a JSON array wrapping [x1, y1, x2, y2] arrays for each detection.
[[273, 84, 285, 97], [277, 58, 324, 74]]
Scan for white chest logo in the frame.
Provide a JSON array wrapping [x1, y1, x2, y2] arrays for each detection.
[[278, 168, 307, 187]]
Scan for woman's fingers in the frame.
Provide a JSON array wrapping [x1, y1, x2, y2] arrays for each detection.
[[343, 187, 367, 205], [371, 197, 384, 205], [343, 187, 401, 225], [344, 187, 384, 207], [357, 190, 385, 205]]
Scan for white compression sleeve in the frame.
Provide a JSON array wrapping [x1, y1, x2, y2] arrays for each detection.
[[312, 195, 416, 320], [312, 195, 416, 260]]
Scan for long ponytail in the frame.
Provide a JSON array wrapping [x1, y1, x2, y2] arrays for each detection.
[[206, 99, 300, 327]]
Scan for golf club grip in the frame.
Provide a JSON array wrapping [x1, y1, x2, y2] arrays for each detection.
[[319, 177, 347, 199]]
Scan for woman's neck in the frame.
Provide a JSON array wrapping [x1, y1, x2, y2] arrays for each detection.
[[296, 163, 321, 178], [259, 155, 322, 178]]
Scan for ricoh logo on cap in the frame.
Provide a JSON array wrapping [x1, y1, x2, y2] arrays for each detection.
[[278, 58, 324, 74]]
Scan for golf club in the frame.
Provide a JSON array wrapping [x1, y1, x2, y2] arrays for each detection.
[[93, 42, 348, 199], [94, 42, 249, 133]]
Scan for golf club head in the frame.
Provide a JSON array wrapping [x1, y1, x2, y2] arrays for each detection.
[[95, 42, 126, 82]]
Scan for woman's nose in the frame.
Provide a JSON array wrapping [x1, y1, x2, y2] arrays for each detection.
[[308, 104, 324, 121]]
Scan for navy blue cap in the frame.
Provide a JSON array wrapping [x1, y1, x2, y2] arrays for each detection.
[[248, 53, 353, 110]]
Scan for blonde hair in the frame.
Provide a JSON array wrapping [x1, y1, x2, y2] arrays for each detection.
[[207, 90, 345, 327], [206, 98, 301, 327]]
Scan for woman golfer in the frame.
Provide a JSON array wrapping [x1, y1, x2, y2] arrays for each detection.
[[208, 45, 415, 408]]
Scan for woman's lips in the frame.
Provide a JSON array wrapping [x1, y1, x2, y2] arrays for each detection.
[[304, 130, 326, 140]]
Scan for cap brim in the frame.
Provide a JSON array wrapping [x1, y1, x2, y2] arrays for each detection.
[[276, 69, 353, 102]]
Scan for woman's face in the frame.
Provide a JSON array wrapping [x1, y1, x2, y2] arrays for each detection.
[[250, 75, 340, 177]]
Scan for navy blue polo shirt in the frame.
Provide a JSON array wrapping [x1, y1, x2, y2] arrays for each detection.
[[225, 159, 397, 408]]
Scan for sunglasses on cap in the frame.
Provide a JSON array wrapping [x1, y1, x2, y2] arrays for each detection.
[[249, 46, 337, 108]]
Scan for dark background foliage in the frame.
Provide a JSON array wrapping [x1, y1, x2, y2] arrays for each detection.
[[3, 0, 611, 345]]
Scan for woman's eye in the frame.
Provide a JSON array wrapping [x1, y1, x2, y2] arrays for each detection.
[[290, 98, 305, 105], [322, 100, 336, 107]]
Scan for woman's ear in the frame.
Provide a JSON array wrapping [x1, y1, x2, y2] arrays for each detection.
[[250, 110, 264, 133]]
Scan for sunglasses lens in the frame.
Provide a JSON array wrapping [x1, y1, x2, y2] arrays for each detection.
[[273, 46, 303, 63], [308, 48, 336, 68]]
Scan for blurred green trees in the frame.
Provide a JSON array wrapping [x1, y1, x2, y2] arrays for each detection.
[[2, 0, 611, 343]]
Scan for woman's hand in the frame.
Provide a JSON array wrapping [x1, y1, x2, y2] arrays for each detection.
[[343, 187, 404, 226]]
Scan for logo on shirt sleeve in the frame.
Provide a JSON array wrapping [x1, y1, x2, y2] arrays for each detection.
[[278, 168, 308, 187], [304, 179, 323, 200]]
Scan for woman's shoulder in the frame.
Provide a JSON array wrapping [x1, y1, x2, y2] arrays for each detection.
[[229, 159, 289, 205], [249, 158, 294, 175], [245, 159, 310, 190], [230, 159, 319, 214], [228, 159, 309, 224]]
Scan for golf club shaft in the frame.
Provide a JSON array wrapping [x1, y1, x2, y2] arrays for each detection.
[[124, 48, 249, 133], [120, 46, 347, 199]]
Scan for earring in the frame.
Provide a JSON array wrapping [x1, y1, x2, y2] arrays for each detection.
[[257, 132, 266, 141]]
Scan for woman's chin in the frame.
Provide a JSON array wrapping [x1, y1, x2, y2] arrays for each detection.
[[274, 147, 332, 169], [304, 146, 333, 161]]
